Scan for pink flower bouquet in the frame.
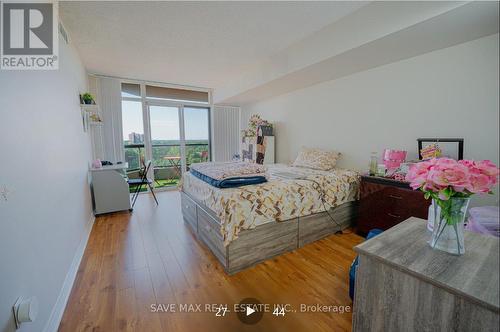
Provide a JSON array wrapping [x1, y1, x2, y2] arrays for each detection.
[[406, 158, 499, 200], [406, 157, 499, 255]]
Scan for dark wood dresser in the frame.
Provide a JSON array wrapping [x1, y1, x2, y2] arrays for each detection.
[[356, 175, 430, 235]]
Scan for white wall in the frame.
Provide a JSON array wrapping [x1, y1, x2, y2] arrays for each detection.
[[242, 34, 499, 205], [0, 35, 93, 332]]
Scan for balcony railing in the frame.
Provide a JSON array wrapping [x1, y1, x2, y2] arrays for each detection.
[[124, 143, 209, 189]]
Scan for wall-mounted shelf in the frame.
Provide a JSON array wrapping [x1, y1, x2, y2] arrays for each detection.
[[80, 104, 99, 112], [80, 104, 102, 132]]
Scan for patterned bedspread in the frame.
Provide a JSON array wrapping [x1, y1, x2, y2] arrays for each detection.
[[180, 164, 360, 246]]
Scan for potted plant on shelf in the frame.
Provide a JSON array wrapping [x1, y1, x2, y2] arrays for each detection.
[[406, 158, 499, 255], [81, 93, 95, 105]]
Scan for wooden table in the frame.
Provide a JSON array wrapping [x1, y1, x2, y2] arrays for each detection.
[[353, 217, 499, 332]]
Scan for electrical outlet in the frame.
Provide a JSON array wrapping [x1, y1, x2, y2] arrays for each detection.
[[13, 297, 38, 329]]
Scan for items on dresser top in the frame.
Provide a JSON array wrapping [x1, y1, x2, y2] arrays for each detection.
[[382, 149, 407, 170], [368, 150, 412, 179], [369, 152, 378, 176], [417, 137, 464, 160], [356, 175, 430, 235]]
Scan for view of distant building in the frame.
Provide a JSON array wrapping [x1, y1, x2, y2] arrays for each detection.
[[128, 132, 144, 144]]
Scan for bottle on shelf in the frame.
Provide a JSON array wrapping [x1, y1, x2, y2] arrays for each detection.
[[369, 152, 378, 176]]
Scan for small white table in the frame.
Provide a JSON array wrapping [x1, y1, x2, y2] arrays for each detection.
[[90, 163, 131, 214]]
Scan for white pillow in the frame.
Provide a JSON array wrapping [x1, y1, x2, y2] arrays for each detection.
[[292, 147, 341, 171]]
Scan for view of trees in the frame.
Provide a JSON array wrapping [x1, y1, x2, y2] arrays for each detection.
[[124, 140, 209, 170]]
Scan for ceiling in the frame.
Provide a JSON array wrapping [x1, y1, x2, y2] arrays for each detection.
[[60, 1, 367, 90], [219, 1, 499, 104]]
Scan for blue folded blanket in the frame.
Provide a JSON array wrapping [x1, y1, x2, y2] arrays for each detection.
[[190, 169, 267, 188]]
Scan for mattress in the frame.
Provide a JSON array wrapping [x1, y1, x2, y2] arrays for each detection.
[[189, 161, 268, 188], [189, 168, 267, 188], [181, 164, 360, 245]]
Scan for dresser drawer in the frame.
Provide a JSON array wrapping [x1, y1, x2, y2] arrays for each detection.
[[197, 207, 226, 265], [385, 187, 430, 219], [357, 177, 430, 234], [181, 192, 197, 233]]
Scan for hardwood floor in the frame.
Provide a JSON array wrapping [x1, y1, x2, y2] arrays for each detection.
[[59, 191, 364, 332]]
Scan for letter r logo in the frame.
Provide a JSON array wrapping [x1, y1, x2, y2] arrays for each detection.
[[2, 3, 53, 55]]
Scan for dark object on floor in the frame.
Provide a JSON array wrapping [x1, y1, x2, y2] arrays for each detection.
[[349, 228, 383, 300], [128, 160, 159, 207]]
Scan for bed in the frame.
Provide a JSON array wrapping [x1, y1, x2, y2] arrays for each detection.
[[180, 163, 360, 274]]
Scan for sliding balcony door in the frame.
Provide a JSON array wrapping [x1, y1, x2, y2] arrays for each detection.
[[121, 82, 211, 191], [147, 104, 183, 189], [184, 106, 210, 170], [146, 103, 210, 189]]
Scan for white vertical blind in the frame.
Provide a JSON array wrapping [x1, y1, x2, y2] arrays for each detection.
[[212, 105, 241, 161], [99, 77, 124, 162], [88, 75, 104, 161]]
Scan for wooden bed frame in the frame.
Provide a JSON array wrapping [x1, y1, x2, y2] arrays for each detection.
[[181, 190, 358, 275]]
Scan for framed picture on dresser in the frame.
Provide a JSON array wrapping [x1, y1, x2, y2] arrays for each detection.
[[417, 138, 464, 160]]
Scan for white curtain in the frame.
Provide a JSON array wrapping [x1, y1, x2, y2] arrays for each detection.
[[88, 76, 124, 163], [212, 105, 241, 161]]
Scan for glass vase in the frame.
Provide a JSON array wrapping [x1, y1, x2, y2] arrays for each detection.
[[430, 197, 470, 255]]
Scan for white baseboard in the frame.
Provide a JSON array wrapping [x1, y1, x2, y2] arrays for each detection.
[[42, 213, 96, 332]]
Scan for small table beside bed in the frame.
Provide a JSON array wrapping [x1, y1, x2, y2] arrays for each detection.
[[180, 159, 360, 275]]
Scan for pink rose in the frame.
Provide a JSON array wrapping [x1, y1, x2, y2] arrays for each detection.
[[466, 171, 492, 193], [435, 157, 457, 166], [459, 159, 499, 192], [475, 160, 500, 186], [458, 160, 475, 168], [406, 161, 432, 189], [475, 160, 500, 176], [407, 157, 499, 198], [428, 159, 470, 193]]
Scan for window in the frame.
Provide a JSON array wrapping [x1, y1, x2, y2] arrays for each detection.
[[120, 81, 211, 190], [121, 83, 141, 98], [184, 107, 210, 167], [122, 100, 144, 171], [145, 85, 209, 104]]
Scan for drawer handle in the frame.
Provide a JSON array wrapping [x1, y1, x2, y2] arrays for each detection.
[[185, 205, 190, 209], [388, 213, 401, 218], [389, 194, 402, 200]]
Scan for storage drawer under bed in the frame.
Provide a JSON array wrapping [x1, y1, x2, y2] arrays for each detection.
[[181, 191, 198, 233], [180, 190, 357, 275], [196, 206, 227, 265]]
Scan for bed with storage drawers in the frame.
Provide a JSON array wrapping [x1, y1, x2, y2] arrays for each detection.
[[180, 164, 360, 274]]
